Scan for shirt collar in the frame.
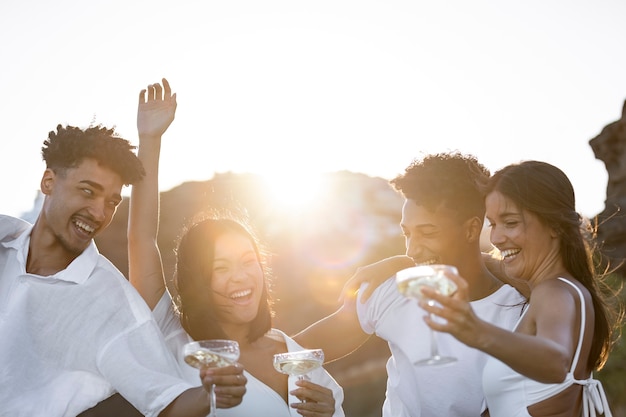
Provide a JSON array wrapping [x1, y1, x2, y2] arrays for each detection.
[[2, 220, 99, 285]]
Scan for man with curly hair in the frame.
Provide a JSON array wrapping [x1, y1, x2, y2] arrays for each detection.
[[294, 152, 526, 417], [0, 121, 246, 416]]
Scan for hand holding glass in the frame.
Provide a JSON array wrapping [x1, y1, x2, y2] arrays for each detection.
[[183, 340, 240, 417], [396, 264, 458, 366], [273, 349, 324, 403]]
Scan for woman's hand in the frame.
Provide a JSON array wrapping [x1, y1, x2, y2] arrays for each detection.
[[137, 78, 177, 140], [290, 379, 336, 417], [340, 255, 415, 303], [418, 268, 484, 348]]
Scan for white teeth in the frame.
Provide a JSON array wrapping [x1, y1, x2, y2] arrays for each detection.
[[501, 249, 520, 259], [75, 220, 95, 233], [231, 289, 252, 299], [415, 259, 437, 266]]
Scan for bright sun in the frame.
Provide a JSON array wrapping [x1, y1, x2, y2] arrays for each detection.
[[261, 172, 326, 211]]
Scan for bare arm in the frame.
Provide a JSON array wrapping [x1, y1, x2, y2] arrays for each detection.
[[422, 274, 577, 383], [295, 256, 417, 361], [293, 296, 370, 363], [340, 255, 414, 303], [129, 82, 248, 415], [128, 79, 177, 309], [342, 253, 530, 303]]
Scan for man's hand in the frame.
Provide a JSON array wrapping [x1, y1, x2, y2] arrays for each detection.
[[137, 78, 177, 139], [201, 363, 247, 409], [290, 379, 336, 417]]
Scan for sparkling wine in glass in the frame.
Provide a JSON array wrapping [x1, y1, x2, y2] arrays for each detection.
[[396, 264, 458, 366], [183, 340, 240, 417], [273, 349, 324, 403]]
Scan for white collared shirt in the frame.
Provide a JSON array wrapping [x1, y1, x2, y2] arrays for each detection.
[[0, 215, 194, 417]]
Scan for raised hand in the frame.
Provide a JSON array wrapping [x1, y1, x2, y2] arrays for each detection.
[[137, 78, 177, 139], [289, 380, 336, 417], [129, 78, 177, 310]]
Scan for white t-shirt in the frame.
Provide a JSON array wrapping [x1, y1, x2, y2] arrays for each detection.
[[153, 292, 346, 416], [357, 276, 525, 417], [0, 215, 194, 417]]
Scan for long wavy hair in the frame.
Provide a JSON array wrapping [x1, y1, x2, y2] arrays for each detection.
[[172, 211, 273, 343], [485, 160, 622, 370]]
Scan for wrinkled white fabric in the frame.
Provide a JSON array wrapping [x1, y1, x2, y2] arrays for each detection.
[[0, 215, 193, 417]]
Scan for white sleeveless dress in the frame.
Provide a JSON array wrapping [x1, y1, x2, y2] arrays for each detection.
[[482, 277, 612, 417]]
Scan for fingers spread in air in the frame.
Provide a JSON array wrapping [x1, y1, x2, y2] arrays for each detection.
[[138, 89, 147, 104], [153, 83, 163, 101], [162, 78, 171, 97]]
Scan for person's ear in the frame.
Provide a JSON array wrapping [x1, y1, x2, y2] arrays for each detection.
[[465, 217, 483, 243], [40, 169, 56, 195], [550, 226, 559, 239]]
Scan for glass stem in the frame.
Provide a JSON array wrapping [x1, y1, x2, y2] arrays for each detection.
[[208, 383, 217, 417], [429, 313, 439, 358]]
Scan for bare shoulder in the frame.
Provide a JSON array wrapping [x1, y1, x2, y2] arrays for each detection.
[[530, 278, 584, 313], [535, 277, 588, 296]]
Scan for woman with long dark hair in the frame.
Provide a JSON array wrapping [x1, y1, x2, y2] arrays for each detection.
[[129, 79, 344, 416], [422, 160, 622, 417]]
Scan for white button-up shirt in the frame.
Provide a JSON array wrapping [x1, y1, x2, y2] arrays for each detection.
[[0, 215, 194, 417]]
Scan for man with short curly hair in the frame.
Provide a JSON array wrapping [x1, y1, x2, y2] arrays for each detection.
[[294, 152, 526, 417], [0, 120, 246, 416]]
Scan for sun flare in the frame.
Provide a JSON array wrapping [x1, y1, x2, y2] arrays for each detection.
[[261, 172, 326, 211]]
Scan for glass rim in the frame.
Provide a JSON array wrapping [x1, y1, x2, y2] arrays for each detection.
[[273, 348, 324, 360], [395, 264, 458, 282]]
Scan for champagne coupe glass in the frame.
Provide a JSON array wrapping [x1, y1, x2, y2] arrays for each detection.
[[183, 340, 240, 417], [396, 264, 458, 366], [273, 349, 324, 402]]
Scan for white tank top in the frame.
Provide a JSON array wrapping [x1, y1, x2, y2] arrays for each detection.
[[482, 278, 613, 417]]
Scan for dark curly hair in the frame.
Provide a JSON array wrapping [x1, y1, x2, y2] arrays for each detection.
[[390, 151, 490, 222], [41, 124, 145, 185], [173, 210, 274, 343]]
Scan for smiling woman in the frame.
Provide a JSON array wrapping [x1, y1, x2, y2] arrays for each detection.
[[127, 79, 346, 416]]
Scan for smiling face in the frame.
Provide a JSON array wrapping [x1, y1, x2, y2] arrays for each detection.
[[210, 231, 265, 325], [486, 191, 561, 284], [38, 158, 123, 257], [401, 199, 472, 267]]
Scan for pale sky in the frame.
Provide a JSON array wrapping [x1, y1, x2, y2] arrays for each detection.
[[2, 0, 625, 219]]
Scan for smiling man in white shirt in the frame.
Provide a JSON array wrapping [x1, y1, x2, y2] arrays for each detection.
[[0, 120, 246, 417]]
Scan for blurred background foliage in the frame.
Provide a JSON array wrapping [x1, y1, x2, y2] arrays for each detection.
[[596, 272, 626, 416]]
